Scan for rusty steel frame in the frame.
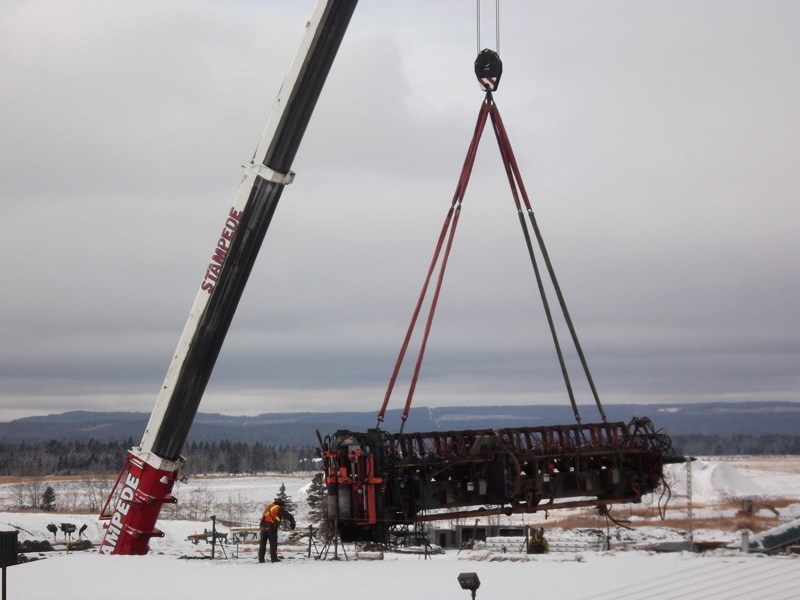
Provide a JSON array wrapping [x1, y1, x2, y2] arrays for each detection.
[[320, 417, 680, 543]]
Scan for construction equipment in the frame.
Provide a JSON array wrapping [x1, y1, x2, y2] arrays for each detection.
[[99, 1, 679, 553], [319, 44, 681, 542], [321, 420, 678, 543], [99, 0, 358, 555]]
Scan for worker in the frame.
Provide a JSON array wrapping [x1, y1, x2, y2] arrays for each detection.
[[527, 527, 549, 554], [258, 498, 296, 563]]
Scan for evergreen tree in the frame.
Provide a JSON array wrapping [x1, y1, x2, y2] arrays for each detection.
[[275, 482, 297, 516], [306, 472, 331, 539], [271, 482, 300, 532], [306, 472, 326, 523], [41, 485, 56, 512]]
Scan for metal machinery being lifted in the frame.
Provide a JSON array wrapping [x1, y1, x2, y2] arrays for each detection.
[[321, 420, 676, 543], [99, 1, 679, 554], [319, 36, 681, 543]]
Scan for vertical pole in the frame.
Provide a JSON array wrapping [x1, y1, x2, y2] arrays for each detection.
[[686, 457, 694, 552], [211, 515, 217, 560], [334, 520, 340, 560]]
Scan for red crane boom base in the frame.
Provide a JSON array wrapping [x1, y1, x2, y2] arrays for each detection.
[[98, 451, 182, 555]]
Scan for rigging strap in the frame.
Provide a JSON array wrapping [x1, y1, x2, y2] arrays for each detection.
[[488, 98, 607, 423], [377, 98, 492, 430], [377, 87, 607, 430]]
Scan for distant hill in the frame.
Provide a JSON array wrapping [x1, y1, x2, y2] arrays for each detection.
[[0, 401, 797, 445]]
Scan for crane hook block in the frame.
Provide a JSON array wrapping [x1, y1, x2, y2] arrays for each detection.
[[474, 48, 503, 92]]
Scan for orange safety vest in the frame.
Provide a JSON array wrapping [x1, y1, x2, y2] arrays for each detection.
[[262, 502, 281, 526]]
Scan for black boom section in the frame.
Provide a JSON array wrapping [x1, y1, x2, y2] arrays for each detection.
[[151, 0, 358, 462], [266, 1, 359, 171], [151, 179, 282, 460]]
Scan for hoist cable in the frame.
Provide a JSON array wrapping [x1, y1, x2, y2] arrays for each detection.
[[476, 0, 500, 53], [496, 1, 500, 55], [476, 1, 480, 54]]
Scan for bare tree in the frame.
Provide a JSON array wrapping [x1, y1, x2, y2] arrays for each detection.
[[217, 491, 249, 526], [184, 484, 216, 521], [83, 479, 113, 513], [161, 483, 182, 520], [25, 478, 45, 511], [11, 483, 27, 509]]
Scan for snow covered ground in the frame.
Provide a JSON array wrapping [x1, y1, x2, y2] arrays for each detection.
[[2, 457, 799, 599], [6, 545, 799, 600]]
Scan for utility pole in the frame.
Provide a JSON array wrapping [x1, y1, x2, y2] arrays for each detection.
[[686, 456, 695, 552]]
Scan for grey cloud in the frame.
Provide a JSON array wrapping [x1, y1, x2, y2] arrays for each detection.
[[1, 1, 798, 421]]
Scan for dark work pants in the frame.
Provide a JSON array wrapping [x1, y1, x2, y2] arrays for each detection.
[[258, 525, 279, 562]]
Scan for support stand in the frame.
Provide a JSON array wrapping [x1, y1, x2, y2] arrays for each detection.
[[413, 520, 432, 560], [306, 525, 322, 558], [458, 519, 480, 555], [318, 519, 348, 560], [209, 516, 227, 559]]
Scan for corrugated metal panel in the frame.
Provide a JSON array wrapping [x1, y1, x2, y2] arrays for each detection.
[[585, 556, 800, 600]]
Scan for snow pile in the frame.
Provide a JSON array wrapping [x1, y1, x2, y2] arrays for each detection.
[[664, 459, 766, 502]]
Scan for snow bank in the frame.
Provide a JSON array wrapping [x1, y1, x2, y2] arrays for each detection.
[[5, 542, 800, 600], [664, 459, 766, 502]]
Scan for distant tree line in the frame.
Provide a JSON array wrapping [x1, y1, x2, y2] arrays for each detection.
[[672, 434, 800, 456], [0, 439, 319, 477], [4, 473, 324, 527], [1, 434, 798, 478]]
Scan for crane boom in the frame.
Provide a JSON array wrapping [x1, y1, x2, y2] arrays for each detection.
[[99, 0, 358, 555]]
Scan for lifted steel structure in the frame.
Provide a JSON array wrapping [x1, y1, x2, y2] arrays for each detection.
[[321, 418, 679, 543]]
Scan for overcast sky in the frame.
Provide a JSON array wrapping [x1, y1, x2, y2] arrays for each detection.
[[1, 1, 798, 425]]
